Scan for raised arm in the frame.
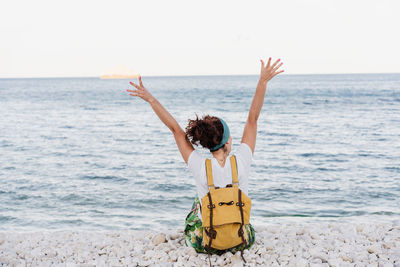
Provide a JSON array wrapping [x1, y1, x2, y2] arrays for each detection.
[[127, 76, 194, 163], [241, 58, 284, 154]]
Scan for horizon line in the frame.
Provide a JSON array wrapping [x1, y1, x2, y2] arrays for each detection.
[[1, 72, 399, 79]]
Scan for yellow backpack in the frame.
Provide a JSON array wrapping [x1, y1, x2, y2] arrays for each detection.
[[201, 155, 252, 263]]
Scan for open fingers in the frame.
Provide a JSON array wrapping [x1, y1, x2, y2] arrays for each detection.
[[266, 57, 271, 69], [272, 69, 284, 78], [129, 81, 140, 90], [272, 62, 283, 72], [127, 88, 140, 97], [138, 75, 143, 87], [260, 59, 265, 69], [270, 58, 281, 69]]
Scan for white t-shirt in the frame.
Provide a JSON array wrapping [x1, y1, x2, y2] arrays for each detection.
[[187, 142, 253, 221]]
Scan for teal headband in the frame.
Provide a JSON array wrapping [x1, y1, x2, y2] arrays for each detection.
[[210, 118, 230, 152]]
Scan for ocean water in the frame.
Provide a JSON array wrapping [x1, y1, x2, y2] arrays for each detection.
[[0, 74, 399, 232]]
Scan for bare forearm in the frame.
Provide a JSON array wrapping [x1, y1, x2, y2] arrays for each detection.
[[149, 98, 182, 134], [241, 58, 283, 153], [127, 76, 194, 163], [248, 79, 268, 122]]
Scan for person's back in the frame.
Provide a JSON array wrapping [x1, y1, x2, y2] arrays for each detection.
[[187, 141, 253, 221], [126, 57, 284, 265]]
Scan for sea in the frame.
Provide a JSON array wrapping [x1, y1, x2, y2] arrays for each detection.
[[1, 74, 399, 232]]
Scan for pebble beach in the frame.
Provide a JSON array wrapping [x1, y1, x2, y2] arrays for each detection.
[[2, 76, 400, 267], [1, 221, 400, 267]]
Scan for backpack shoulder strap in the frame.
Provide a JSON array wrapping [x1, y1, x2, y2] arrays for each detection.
[[205, 158, 214, 189], [230, 155, 239, 185]]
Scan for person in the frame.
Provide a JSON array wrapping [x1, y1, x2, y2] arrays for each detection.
[[126, 58, 284, 255]]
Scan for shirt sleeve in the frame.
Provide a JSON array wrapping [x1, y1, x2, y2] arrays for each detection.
[[187, 149, 204, 176], [237, 143, 253, 165], [236, 142, 253, 176], [187, 149, 208, 199]]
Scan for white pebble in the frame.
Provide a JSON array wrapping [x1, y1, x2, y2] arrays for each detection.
[[0, 222, 398, 266], [152, 233, 166, 246], [296, 258, 308, 267], [368, 244, 381, 254]]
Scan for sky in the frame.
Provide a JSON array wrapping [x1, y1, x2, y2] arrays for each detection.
[[1, 0, 399, 78]]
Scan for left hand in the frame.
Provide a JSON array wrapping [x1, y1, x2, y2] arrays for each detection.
[[259, 58, 284, 84], [126, 75, 155, 103]]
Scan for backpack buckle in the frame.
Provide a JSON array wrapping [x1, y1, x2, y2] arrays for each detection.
[[206, 228, 217, 239], [238, 227, 244, 237], [207, 204, 215, 209]]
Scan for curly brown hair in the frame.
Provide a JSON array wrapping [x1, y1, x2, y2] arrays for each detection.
[[185, 114, 224, 150]]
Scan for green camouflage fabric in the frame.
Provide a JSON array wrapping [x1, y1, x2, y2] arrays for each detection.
[[184, 194, 255, 255]]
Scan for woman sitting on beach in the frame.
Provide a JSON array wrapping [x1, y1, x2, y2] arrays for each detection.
[[126, 57, 284, 255]]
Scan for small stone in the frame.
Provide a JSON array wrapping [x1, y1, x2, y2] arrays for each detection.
[[138, 259, 151, 267], [231, 260, 244, 267], [327, 258, 342, 267], [369, 253, 378, 261], [383, 242, 394, 249], [368, 244, 381, 254], [264, 240, 274, 250], [356, 224, 364, 232], [296, 227, 306, 235], [378, 261, 392, 267], [314, 252, 328, 263], [216, 257, 224, 265], [256, 256, 264, 265], [231, 254, 243, 267], [152, 233, 166, 246], [296, 258, 308, 267], [183, 247, 197, 257], [339, 253, 353, 263], [144, 249, 154, 259], [310, 257, 322, 264], [169, 252, 178, 262], [168, 232, 180, 240], [224, 251, 233, 258], [0, 233, 5, 245], [310, 232, 320, 240]]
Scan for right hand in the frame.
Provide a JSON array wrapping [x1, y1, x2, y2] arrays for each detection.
[[126, 75, 155, 103], [259, 58, 284, 84]]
